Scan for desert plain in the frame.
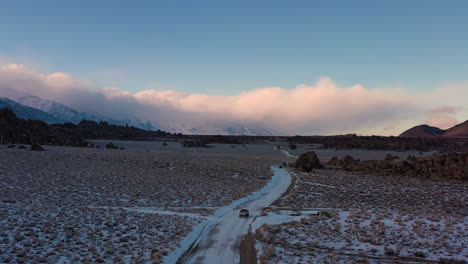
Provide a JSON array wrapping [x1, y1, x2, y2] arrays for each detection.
[[0, 140, 466, 264]]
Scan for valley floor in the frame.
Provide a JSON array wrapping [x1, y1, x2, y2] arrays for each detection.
[[0, 141, 281, 263], [0, 141, 466, 264], [257, 168, 467, 264]]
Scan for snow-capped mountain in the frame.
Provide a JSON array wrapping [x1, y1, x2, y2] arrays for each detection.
[[0, 97, 61, 123], [13, 95, 155, 130], [167, 123, 275, 136], [15, 95, 101, 124], [2, 95, 275, 135]]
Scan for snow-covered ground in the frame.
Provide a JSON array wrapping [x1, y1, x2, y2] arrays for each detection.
[[0, 205, 200, 263], [279, 149, 298, 158], [0, 143, 284, 263], [1, 142, 465, 263], [257, 168, 468, 263]]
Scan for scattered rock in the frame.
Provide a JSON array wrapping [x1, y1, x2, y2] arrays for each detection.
[[106, 143, 120, 149], [181, 140, 212, 148]]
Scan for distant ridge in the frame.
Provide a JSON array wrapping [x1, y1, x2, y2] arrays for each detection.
[[399, 124, 445, 137], [0, 107, 172, 146], [443, 120, 468, 138], [1, 95, 273, 136], [1, 96, 155, 130], [0, 97, 62, 124], [15, 95, 104, 124], [399, 120, 468, 138]]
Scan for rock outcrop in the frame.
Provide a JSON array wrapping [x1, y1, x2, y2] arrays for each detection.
[[292, 151, 323, 172], [327, 153, 467, 181], [30, 144, 45, 151]]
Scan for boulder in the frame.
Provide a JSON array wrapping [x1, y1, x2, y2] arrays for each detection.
[[384, 153, 399, 161], [105, 143, 119, 149], [292, 151, 323, 171], [30, 144, 45, 151]]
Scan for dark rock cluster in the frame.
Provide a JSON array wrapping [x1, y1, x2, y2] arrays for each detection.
[[60, 120, 173, 141], [328, 153, 467, 180], [291, 151, 323, 172], [0, 108, 86, 146], [287, 134, 468, 152], [30, 143, 45, 151], [181, 140, 212, 148], [0, 108, 176, 147]]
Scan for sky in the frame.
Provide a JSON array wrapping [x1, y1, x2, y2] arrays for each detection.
[[0, 0, 467, 135]]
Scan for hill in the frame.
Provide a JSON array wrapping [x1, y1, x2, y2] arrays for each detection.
[[443, 120, 468, 138], [399, 124, 445, 137], [399, 120, 468, 138]]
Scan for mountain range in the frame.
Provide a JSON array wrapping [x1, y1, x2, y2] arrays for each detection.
[[0, 95, 155, 130], [0, 95, 274, 135], [399, 120, 468, 138], [169, 123, 274, 136], [0, 97, 63, 124]]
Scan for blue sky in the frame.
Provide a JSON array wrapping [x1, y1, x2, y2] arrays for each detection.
[[1, 0, 467, 95]]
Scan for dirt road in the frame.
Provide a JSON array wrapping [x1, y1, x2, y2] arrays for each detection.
[[171, 165, 292, 264], [239, 230, 257, 264]]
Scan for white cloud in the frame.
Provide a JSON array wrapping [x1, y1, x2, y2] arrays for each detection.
[[0, 63, 466, 135]]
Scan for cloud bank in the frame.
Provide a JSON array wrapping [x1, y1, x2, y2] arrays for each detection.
[[426, 106, 461, 129], [0, 63, 466, 135]]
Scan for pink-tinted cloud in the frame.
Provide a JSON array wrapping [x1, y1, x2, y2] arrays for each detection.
[[426, 106, 461, 129], [430, 106, 457, 115], [426, 116, 459, 129], [0, 63, 467, 135]]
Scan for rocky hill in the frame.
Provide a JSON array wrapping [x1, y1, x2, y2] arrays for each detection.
[[400, 120, 468, 138], [399, 124, 445, 137], [443, 120, 468, 138]]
